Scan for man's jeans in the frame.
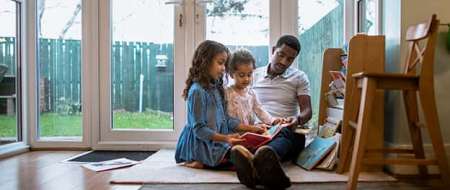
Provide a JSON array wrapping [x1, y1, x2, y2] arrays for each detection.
[[267, 127, 306, 162]]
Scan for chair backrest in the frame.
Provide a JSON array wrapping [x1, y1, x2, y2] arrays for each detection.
[[403, 14, 439, 84]]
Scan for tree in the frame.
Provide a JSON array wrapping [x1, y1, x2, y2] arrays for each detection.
[[38, 0, 46, 37], [207, 0, 249, 17], [37, 0, 81, 39], [59, 2, 81, 39], [38, 0, 251, 39]]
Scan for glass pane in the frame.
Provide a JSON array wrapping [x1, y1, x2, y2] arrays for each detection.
[[0, 0, 18, 145], [206, 0, 269, 68], [37, 0, 82, 140], [298, 0, 344, 129], [358, 0, 377, 34], [111, 0, 174, 130]]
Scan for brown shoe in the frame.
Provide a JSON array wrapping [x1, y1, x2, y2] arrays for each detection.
[[230, 145, 257, 188], [253, 146, 291, 189]]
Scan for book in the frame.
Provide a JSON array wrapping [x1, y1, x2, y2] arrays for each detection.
[[316, 133, 341, 170], [295, 137, 336, 170], [81, 158, 140, 172], [319, 117, 342, 138], [328, 70, 346, 98], [332, 98, 345, 109], [294, 125, 312, 135], [239, 124, 286, 150], [326, 92, 339, 107], [329, 70, 346, 82], [328, 84, 345, 98], [327, 107, 344, 120]]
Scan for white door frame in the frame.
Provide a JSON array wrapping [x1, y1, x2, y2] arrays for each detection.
[[27, 0, 90, 149], [0, 0, 30, 157], [95, 0, 186, 150], [352, 0, 382, 36]]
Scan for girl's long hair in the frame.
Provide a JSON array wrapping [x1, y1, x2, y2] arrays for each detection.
[[182, 40, 230, 101]]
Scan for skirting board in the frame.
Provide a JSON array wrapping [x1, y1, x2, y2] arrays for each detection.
[[0, 143, 30, 159], [385, 143, 450, 175]]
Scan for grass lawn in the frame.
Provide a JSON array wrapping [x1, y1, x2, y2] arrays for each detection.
[[0, 111, 173, 137]]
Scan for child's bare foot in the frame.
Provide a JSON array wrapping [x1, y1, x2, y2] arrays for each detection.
[[183, 161, 204, 169]]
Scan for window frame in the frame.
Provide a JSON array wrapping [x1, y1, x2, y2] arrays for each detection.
[[355, 0, 382, 35], [0, 0, 28, 156], [27, 0, 91, 148]]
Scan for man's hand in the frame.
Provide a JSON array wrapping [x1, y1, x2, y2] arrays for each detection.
[[280, 117, 298, 129]]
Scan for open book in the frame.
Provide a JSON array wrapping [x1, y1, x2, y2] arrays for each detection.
[[81, 158, 140, 172], [238, 124, 286, 150]]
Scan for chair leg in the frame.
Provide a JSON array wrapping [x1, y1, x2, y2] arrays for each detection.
[[402, 90, 428, 176], [338, 83, 362, 173], [338, 125, 354, 173], [419, 89, 450, 188], [347, 78, 377, 190]]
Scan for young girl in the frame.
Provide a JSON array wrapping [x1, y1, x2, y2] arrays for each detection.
[[175, 40, 265, 169], [225, 49, 282, 127]]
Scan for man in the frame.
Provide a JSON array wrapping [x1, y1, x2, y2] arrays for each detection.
[[230, 35, 312, 189]]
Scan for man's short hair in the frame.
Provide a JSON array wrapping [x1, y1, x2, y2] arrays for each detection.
[[275, 35, 301, 55]]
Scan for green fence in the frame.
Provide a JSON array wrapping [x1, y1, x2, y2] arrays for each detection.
[[0, 37, 16, 75], [110, 41, 174, 112], [0, 37, 270, 113], [39, 39, 82, 113], [298, 1, 344, 126]]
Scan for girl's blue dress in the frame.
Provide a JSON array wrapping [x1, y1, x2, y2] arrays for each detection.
[[175, 82, 240, 167]]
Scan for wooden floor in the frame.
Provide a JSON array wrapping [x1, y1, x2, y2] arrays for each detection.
[[0, 151, 445, 190], [0, 151, 140, 190]]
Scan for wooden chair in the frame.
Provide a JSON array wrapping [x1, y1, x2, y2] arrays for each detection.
[[346, 14, 450, 190]]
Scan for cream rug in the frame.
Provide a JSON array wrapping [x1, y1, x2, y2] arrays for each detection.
[[110, 149, 395, 184]]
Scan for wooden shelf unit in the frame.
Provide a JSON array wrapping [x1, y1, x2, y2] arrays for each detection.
[[318, 34, 385, 173]]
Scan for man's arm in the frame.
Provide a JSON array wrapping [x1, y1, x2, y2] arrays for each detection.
[[297, 95, 312, 126]]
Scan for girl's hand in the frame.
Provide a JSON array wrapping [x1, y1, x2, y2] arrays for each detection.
[[226, 134, 245, 146], [227, 133, 241, 139]]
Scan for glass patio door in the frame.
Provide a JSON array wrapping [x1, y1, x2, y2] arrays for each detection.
[[36, 0, 84, 142], [98, 0, 272, 144], [203, 0, 270, 68], [96, 0, 349, 146], [98, 0, 185, 143], [0, 0, 22, 146]]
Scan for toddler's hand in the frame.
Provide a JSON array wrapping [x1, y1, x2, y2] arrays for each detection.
[[253, 124, 268, 134]]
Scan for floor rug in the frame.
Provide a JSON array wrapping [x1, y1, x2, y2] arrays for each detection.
[[110, 149, 396, 184]]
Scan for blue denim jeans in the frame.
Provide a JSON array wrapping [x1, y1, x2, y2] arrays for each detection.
[[267, 127, 306, 162]]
